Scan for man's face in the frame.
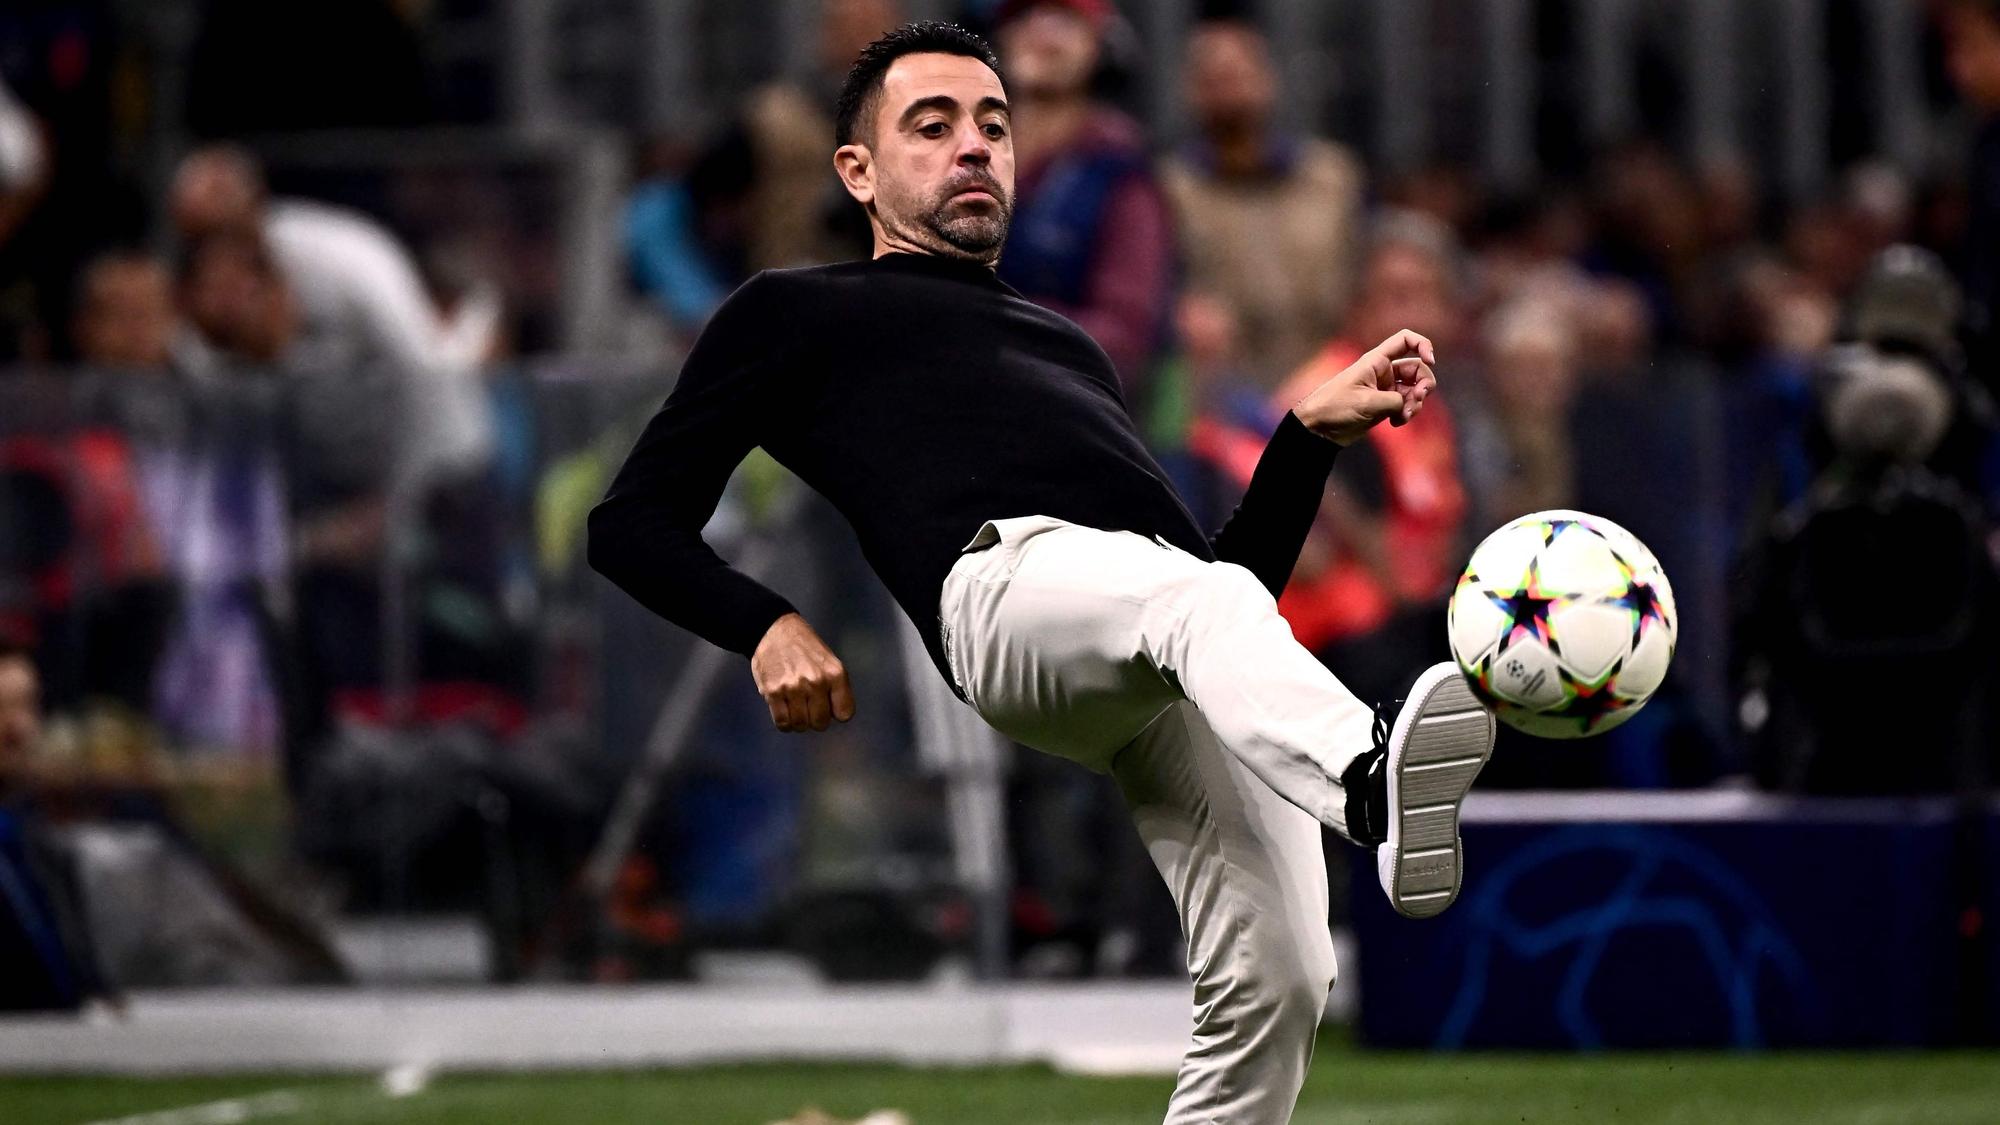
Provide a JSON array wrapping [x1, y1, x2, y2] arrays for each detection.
[[1185, 24, 1276, 139], [998, 7, 1100, 98], [842, 52, 1016, 260], [1946, 4, 2000, 113], [182, 241, 294, 363], [76, 260, 175, 369], [0, 656, 41, 768]]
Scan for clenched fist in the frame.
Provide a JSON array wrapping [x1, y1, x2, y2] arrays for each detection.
[[1291, 330, 1438, 445], [751, 613, 856, 732]]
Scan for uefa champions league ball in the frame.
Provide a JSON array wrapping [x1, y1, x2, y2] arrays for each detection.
[[1446, 510, 1678, 738]]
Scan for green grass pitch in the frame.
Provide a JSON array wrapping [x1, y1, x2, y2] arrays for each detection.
[[6, 1039, 1998, 1124]]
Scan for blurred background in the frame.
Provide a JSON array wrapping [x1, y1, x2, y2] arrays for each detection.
[[1, 0, 1999, 1114]]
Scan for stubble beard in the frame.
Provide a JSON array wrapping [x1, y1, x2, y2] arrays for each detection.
[[882, 176, 1012, 262]]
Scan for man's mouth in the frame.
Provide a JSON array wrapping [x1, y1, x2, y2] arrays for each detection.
[[947, 181, 1001, 205]]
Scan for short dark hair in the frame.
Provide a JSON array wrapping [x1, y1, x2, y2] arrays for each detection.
[[834, 21, 1004, 147]]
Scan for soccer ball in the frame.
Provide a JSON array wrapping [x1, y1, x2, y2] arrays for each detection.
[[1446, 510, 1677, 738]]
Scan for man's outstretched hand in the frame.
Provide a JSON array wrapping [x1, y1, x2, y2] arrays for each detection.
[[751, 613, 855, 732], [1291, 330, 1438, 445]]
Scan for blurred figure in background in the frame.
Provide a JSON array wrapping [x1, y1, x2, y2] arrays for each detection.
[[626, 0, 901, 331], [171, 145, 491, 480], [1270, 213, 1468, 706], [0, 641, 109, 1013], [994, 0, 1174, 405], [0, 642, 40, 773], [737, 0, 903, 271], [1456, 299, 1580, 529], [1944, 0, 2000, 392], [1162, 16, 1364, 393], [71, 252, 175, 372], [1735, 250, 2000, 793], [0, 254, 170, 717]]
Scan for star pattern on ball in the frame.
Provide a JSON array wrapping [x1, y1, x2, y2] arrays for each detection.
[[1484, 558, 1561, 653], [1558, 664, 1635, 733], [1538, 517, 1587, 547], [1609, 572, 1671, 644]]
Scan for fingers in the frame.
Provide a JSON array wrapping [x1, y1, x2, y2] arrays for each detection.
[[830, 668, 856, 722], [759, 662, 854, 732], [1365, 388, 1404, 424], [1371, 329, 1436, 368]]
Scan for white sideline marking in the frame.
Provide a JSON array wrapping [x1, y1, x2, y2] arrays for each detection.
[[82, 1089, 306, 1125]]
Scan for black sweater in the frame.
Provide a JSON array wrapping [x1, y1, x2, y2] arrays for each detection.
[[588, 252, 1341, 687]]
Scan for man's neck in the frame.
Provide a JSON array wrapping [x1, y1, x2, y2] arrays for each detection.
[[871, 231, 999, 270]]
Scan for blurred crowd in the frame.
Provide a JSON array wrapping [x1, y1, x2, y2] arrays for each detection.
[[3, 0, 2000, 998]]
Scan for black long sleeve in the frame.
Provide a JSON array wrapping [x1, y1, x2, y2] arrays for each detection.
[[588, 254, 1339, 685], [587, 278, 801, 656], [1210, 411, 1341, 596]]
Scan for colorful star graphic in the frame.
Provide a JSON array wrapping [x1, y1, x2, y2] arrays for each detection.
[[1538, 517, 1587, 547], [1558, 665, 1635, 733], [1610, 575, 1670, 644], [1484, 559, 1561, 653]]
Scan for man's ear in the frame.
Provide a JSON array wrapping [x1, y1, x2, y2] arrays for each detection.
[[834, 143, 875, 206]]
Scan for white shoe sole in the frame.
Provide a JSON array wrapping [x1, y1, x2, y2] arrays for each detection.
[[1376, 663, 1497, 920]]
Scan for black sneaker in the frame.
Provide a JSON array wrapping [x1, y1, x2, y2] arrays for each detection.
[[1372, 663, 1496, 919]]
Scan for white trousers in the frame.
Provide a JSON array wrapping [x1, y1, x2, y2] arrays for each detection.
[[938, 516, 1377, 1124]]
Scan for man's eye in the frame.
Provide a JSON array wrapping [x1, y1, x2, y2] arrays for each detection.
[[982, 123, 1007, 139], [919, 122, 948, 137]]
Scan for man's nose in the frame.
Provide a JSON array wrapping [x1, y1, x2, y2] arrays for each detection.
[[956, 125, 991, 165]]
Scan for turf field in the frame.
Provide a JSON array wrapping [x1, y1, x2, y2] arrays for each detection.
[[7, 1040, 1999, 1125]]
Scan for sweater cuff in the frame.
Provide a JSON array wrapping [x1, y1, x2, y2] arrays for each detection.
[[721, 594, 801, 657], [1273, 410, 1342, 477]]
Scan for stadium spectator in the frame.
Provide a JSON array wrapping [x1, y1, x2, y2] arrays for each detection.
[[1160, 17, 1365, 392], [1268, 213, 1470, 705], [170, 145, 491, 481], [0, 642, 40, 775], [0, 642, 113, 1012], [993, 0, 1175, 401], [71, 252, 175, 371], [624, 139, 738, 334], [1944, 0, 2000, 390], [1705, 251, 1825, 553], [626, 0, 899, 332], [177, 233, 296, 369], [1457, 299, 1580, 529], [1581, 143, 1704, 343], [737, 0, 901, 271]]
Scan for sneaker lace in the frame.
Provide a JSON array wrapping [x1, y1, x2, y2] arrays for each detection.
[[1371, 697, 1402, 755]]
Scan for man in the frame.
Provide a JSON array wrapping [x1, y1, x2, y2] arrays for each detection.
[[1267, 214, 1471, 706], [170, 145, 491, 481], [1161, 16, 1366, 392], [72, 253, 177, 371], [990, 0, 1174, 399], [588, 24, 1494, 1123]]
